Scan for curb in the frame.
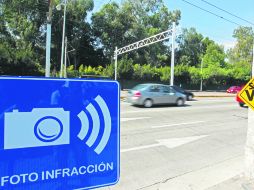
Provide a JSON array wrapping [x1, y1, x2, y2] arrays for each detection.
[[194, 96, 235, 98], [120, 96, 235, 100]]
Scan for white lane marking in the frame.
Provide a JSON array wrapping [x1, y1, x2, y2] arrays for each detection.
[[121, 135, 208, 153], [156, 135, 208, 148], [121, 117, 150, 122], [151, 121, 205, 129], [157, 156, 243, 190]]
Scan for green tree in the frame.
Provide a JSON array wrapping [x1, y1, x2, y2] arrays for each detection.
[[226, 26, 253, 81], [228, 60, 251, 81], [203, 43, 226, 68], [0, 0, 47, 75], [227, 26, 254, 64], [92, 0, 180, 66], [177, 28, 204, 67], [0, 0, 104, 76], [117, 56, 134, 79], [51, 0, 106, 72]]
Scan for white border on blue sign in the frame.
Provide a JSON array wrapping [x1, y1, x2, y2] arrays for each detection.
[[0, 76, 120, 190]]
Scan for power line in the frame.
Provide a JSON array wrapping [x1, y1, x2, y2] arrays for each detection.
[[200, 0, 254, 27], [180, 0, 241, 27]]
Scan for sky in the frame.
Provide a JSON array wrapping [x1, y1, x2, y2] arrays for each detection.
[[92, 0, 254, 49]]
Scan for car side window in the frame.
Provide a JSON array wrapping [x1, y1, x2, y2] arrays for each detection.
[[149, 85, 160, 92], [161, 86, 170, 93], [174, 86, 183, 93], [169, 87, 176, 93]]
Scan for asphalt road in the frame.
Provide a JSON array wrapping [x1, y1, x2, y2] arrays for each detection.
[[100, 97, 248, 190]]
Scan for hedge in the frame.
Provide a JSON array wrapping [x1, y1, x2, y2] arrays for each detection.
[[66, 62, 250, 89]]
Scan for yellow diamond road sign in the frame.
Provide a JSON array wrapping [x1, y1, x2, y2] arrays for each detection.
[[239, 78, 254, 110]]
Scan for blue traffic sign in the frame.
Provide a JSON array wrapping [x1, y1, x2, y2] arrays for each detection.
[[0, 77, 120, 190]]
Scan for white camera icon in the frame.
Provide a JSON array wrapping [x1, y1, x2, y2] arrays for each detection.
[[4, 108, 70, 150]]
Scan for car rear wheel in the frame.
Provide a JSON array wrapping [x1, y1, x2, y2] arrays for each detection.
[[144, 99, 153, 108], [176, 98, 184, 106], [187, 95, 193, 101]]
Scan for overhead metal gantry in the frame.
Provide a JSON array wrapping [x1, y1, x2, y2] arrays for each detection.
[[114, 22, 177, 85]]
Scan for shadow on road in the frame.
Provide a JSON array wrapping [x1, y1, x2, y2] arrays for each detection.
[[132, 104, 192, 108]]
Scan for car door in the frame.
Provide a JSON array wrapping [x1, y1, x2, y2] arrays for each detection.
[[160, 85, 175, 104], [147, 85, 163, 104], [159, 85, 170, 104]]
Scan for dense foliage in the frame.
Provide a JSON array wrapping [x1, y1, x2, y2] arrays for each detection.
[[0, 0, 253, 89], [91, 0, 180, 65]]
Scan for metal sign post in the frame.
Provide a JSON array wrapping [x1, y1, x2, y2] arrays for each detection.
[[245, 41, 254, 180], [170, 22, 176, 86]]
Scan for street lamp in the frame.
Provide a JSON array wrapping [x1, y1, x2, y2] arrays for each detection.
[[200, 58, 203, 91], [45, 1, 54, 77], [57, 0, 67, 78], [199, 40, 205, 91]]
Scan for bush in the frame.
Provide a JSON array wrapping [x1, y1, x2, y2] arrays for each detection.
[[67, 65, 79, 77], [65, 60, 250, 90], [158, 66, 170, 82], [102, 63, 114, 78], [118, 57, 134, 80], [140, 64, 160, 81], [189, 67, 201, 85], [175, 64, 190, 84], [133, 64, 143, 80]]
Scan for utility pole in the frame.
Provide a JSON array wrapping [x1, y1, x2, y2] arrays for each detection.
[[245, 40, 254, 180], [170, 22, 176, 86], [64, 37, 67, 78], [114, 47, 118, 80], [45, 0, 54, 77], [60, 0, 67, 78]]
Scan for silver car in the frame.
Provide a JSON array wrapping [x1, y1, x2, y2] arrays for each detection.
[[127, 83, 187, 107]]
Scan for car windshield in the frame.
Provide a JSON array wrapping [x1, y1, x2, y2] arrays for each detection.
[[132, 84, 148, 90], [173, 86, 185, 93]]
